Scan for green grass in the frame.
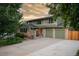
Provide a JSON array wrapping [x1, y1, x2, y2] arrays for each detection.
[[0, 37, 23, 47]]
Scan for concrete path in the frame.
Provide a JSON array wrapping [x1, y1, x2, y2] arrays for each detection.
[[28, 40, 79, 56], [0, 38, 79, 56], [0, 38, 62, 56]]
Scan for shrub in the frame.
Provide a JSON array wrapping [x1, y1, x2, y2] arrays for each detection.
[[76, 50, 79, 56], [15, 33, 25, 38], [0, 39, 7, 46], [0, 37, 23, 47]]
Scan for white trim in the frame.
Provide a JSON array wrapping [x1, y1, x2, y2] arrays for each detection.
[[34, 30, 36, 38], [53, 29, 55, 39], [65, 29, 68, 40], [43, 29, 46, 37]]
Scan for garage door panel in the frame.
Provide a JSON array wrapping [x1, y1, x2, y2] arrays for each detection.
[[46, 29, 53, 38], [55, 29, 65, 39]]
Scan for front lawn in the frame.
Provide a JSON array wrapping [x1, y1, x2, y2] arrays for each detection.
[[0, 37, 23, 47]]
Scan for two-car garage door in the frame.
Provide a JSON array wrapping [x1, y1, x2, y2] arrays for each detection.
[[45, 28, 65, 39]]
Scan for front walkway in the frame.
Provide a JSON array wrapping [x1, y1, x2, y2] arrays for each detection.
[[0, 38, 79, 56]]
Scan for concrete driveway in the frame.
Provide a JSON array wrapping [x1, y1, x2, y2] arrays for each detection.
[[0, 38, 79, 56]]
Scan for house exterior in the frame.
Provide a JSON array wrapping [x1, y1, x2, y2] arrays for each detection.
[[20, 4, 66, 39], [20, 15, 66, 39]]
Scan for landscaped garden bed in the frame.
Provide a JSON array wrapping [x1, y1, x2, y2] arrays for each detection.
[[0, 32, 26, 47], [0, 37, 23, 47]]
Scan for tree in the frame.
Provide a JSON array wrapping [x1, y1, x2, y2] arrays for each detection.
[[0, 3, 22, 38], [46, 3, 59, 21], [48, 3, 79, 31]]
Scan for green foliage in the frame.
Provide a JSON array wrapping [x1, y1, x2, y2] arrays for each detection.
[[46, 3, 59, 21], [48, 3, 79, 30], [76, 50, 79, 56], [0, 3, 22, 35], [0, 37, 23, 46], [15, 33, 25, 38]]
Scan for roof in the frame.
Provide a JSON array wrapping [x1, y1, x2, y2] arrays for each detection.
[[20, 23, 64, 29], [34, 23, 64, 29], [23, 15, 53, 22], [20, 23, 37, 29]]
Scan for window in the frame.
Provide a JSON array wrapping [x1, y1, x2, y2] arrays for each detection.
[[37, 20, 41, 24], [49, 18, 53, 23], [20, 28, 27, 32]]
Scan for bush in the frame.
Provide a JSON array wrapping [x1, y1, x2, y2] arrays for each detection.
[[76, 50, 79, 56], [15, 33, 25, 38], [0, 37, 23, 47]]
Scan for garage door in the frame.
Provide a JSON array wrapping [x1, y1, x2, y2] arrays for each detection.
[[45, 29, 53, 38], [55, 29, 65, 39]]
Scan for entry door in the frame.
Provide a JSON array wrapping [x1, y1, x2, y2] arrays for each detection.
[[36, 28, 43, 37]]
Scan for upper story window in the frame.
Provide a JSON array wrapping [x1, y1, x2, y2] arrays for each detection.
[[28, 21, 37, 24], [49, 18, 53, 23], [37, 20, 41, 24], [20, 28, 27, 32]]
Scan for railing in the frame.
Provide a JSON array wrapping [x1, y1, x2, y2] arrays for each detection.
[[33, 23, 63, 28]]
